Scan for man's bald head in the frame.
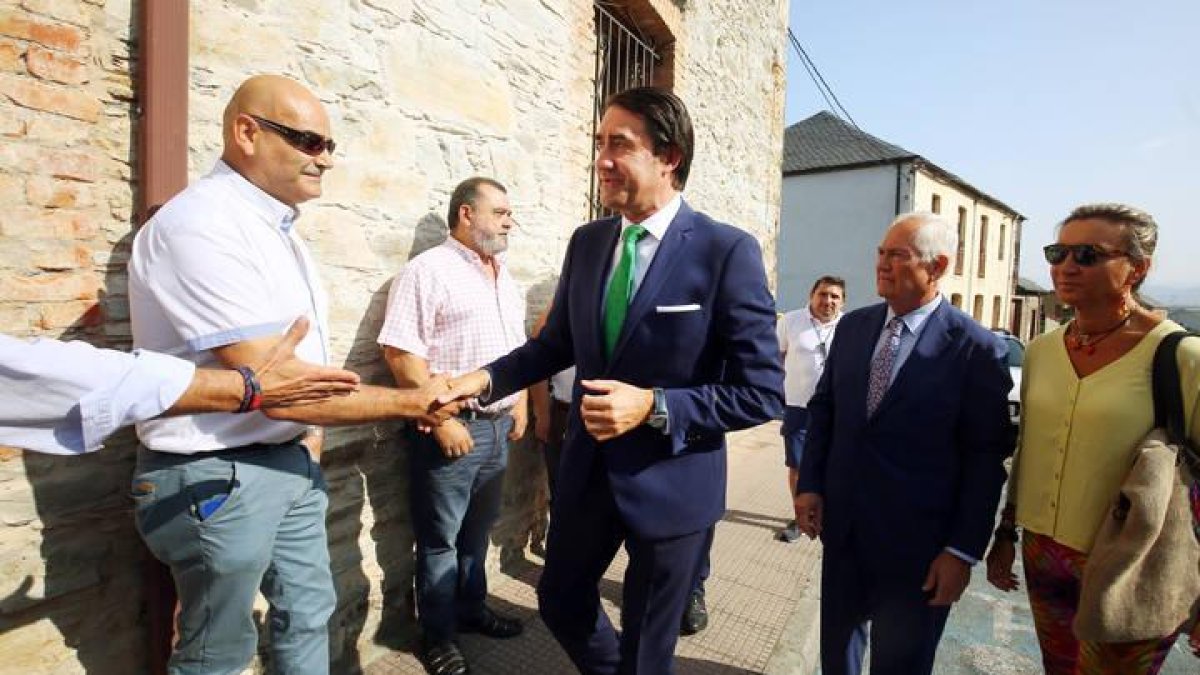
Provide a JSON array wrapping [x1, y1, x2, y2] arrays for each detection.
[[221, 75, 333, 207]]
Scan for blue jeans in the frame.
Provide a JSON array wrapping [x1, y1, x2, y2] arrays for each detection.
[[408, 415, 512, 642], [132, 441, 334, 675]]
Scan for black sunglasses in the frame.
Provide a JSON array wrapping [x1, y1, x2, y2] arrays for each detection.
[[249, 115, 336, 156], [1042, 243, 1129, 267]]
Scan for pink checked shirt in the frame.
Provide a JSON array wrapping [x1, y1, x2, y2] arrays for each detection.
[[378, 236, 527, 412]]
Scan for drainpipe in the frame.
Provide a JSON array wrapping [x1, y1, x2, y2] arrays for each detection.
[[136, 1, 188, 226], [894, 161, 903, 215], [136, 3, 189, 673]]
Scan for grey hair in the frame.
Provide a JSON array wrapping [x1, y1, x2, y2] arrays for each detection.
[[891, 211, 957, 265], [1059, 203, 1158, 262]]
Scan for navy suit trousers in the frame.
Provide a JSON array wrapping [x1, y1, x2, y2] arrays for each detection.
[[537, 464, 712, 675], [820, 533, 951, 675]]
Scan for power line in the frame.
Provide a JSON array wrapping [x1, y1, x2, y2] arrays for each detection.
[[787, 28, 857, 128], [789, 30, 837, 116]]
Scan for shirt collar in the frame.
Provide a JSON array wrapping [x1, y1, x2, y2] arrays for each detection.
[[443, 234, 507, 269], [210, 160, 301, 233], [885, 294, 943, 336], [620, 192, 682, 242]]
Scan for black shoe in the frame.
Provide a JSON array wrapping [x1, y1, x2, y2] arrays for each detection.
[[418, 639, 470, 675], [777, 520, 801, 543], [459, 606, 524, 639], [530, 538, 547, 558], [680, 590, 709, 636]]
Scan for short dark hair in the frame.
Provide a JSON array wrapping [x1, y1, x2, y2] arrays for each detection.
[[605, 86, 694, 190], [447, 176, 506, 230], [810, 275, 846, 297]]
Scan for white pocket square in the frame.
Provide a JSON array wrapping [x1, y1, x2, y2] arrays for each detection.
[[656, 303, 701, 313]]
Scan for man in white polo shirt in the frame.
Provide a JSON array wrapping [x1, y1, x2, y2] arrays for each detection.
[[127, 75, 458, 675], [776, 275, 845, 542]]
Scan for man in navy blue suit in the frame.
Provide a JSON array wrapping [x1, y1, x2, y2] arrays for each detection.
[[448, 87, 783, 674], [794, 212, 1013, 675]]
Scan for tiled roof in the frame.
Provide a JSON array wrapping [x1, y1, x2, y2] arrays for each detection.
[[781, 111, 1024, 218], [782, 111, 916, 174], [1016, 276, 1050, 293]]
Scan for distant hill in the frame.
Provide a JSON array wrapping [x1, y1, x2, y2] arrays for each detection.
[[1167, 308, 1200, 331], [1145, 284, 1200, 307]]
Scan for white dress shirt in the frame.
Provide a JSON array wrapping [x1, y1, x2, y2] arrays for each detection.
[[0, 334, 194, 455], [549, 367, 576, 404], [604, 192, 681, 299], [777, 307, 841, 407], [128, 161, 330, 453]]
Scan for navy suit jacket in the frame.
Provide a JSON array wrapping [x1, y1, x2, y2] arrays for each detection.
[[797, 300, 1013, 569], [487, 201, 784, 540]]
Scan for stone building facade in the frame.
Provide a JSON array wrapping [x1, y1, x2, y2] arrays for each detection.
[[0, 1, 788, 672]]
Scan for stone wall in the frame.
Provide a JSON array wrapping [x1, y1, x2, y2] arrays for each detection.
[[0, 0, 145, 673], [0, 0, 787, 672], [674, 0, 789, 257]]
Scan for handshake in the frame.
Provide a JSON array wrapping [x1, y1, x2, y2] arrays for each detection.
[[413, 370, 494, 430], [422, 370, 657, 443]]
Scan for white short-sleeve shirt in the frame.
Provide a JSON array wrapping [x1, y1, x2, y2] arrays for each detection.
[[777, 308, 841, 407], [128, 161, 330, 453], [0, 334, 195, 455]]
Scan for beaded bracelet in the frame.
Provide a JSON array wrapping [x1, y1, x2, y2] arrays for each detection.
[[235, 366, 263, 413]]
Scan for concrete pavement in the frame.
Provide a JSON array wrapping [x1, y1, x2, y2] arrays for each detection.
[[365, 421, 1196, 674], [366, 421, 822, 674]]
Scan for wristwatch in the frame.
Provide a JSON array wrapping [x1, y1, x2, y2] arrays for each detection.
[[646, 387, 669, 433]]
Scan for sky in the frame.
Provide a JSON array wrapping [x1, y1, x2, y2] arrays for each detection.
[[784, 0, 1200, 303]]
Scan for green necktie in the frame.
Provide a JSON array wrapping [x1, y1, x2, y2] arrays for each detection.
[[604, 224, 647, 358]]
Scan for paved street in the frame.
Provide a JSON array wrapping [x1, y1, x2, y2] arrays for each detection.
[[367, 421, 821, 674], [934, 544, 1194, 675], [366, 421, 1196, 674]]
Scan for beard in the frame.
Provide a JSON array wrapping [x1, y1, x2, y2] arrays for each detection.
[[473, 230, 508, 256]]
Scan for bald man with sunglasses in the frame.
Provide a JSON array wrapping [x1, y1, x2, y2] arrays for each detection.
[[127, 75, 460, 675]]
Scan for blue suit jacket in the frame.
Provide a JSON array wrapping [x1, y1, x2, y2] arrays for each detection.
[[487, 201, 784, 540], [797, 300, 1013, 568]]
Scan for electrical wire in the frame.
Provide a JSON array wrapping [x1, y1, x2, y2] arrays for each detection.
[[787, 28, 858, 128]]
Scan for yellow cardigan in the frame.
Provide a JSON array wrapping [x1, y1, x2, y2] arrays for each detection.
[[1011, 320, 1200, 553]]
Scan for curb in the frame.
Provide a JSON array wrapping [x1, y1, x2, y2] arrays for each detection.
[[763, 549, 822, 675]]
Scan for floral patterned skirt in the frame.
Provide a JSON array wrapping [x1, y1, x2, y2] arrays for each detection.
[[1021, 531, 1181, 674]]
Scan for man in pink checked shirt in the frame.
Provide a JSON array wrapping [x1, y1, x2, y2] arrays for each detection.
[[378, 176, 529, 675]]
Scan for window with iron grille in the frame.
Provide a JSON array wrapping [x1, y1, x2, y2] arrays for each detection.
[[590, 1, 662, 219]]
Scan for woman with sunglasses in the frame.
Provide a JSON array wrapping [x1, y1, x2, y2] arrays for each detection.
[[984, 203, 1200, 673]]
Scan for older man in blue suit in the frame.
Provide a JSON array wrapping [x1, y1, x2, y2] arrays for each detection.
[[794, 213, 1013, 675], [449, 87, 783, 674]]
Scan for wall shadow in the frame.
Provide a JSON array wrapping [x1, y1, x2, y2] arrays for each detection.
[[494, 275, 560, 577], [330, 276, 412, 673], [338, 213, 451, 667], [721, 508, 792, 533], [0, 225, 155, 674]]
